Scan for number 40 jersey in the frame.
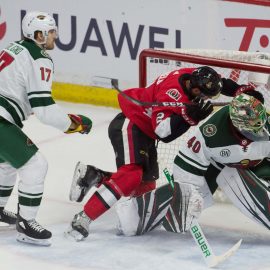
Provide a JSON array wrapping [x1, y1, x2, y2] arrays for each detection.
[[174, 106, 270, 187]]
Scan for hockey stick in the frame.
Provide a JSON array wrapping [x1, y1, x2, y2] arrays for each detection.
[[111, 79, 229, 107], [162, 168, 242, 268]]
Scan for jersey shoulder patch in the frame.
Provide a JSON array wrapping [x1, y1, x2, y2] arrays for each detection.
[[202, 124, 217, 137], [5, 42, 24, 55], [15, 40, 52, 62], [199, 106, 236, 148]]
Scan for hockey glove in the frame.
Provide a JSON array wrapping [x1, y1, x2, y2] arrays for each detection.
[[185, 97, 213, 123], [66, 114, 92, 134]]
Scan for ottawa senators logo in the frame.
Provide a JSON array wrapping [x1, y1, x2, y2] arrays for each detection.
[[166, 89, 181, 101]]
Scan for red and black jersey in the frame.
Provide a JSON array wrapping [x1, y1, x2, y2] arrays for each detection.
[[118, 68, 196, 139]]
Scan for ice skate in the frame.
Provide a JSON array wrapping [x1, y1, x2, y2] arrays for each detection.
[[69, 162, 111, 202], [64, 211, 91, 241], [16, 214, 52, 246], [0, 207, 17, 230]]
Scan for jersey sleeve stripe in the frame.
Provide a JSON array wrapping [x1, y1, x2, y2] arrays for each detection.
[[28, 93, 52, 99], [0, 97, 23, 127], [178, 151, 209, 169], [28, 91, 51, 97], [174, 155, 206, 176], [29, 97, 55, 108], [0, 94, 25, 120]]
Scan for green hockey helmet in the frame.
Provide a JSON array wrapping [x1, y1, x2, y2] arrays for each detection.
[[229, 93, 267, 138]]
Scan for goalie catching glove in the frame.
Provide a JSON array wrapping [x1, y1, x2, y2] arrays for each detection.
[[184, 97, 213, 124], [66, 114, 92, 134]]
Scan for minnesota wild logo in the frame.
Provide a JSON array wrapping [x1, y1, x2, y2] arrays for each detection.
[[202, 124, 217, 137]]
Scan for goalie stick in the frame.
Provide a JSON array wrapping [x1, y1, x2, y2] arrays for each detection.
[[163, 167, 242, 268], [111, 79, 229, 107]]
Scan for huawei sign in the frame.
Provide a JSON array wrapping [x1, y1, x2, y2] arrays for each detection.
[[0, 8, 7, 40]]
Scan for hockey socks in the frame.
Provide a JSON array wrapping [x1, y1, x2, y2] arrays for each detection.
[[84, 164, 143, 220]]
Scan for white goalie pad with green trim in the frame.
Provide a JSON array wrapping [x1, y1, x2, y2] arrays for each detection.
[[217, 166, 270, 230], [115, 183, 173, 236]]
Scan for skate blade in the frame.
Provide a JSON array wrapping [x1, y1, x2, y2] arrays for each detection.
[[69, 186, 82, 202], [64, 226, 85, 242], [0, 222, 16, 231], [69, 162, 84, 202], [16, 232, 51, 246]]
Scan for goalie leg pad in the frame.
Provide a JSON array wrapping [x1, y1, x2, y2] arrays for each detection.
[[217, 167, 270, 230], [116, 183, 173, 236], [163, 182, 203, 233]]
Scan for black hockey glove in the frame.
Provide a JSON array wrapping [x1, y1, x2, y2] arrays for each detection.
[[185, 97, 213, 122]]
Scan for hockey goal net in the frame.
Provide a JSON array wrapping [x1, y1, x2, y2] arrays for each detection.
[[139, 48, 270, 202]]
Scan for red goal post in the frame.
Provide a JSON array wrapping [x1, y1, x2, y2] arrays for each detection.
[[138, 48, 270, 200], [139, 48, 270, 87]]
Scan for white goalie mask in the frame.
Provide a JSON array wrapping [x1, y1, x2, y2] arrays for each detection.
[[22, 11, 57, 44]]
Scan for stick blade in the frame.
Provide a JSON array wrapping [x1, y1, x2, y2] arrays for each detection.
[[208, 239, 242, 268]]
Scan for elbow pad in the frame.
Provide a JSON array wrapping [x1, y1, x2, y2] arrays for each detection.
[[156, 114, 190, 143]]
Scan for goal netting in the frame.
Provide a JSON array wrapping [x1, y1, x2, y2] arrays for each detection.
[[139, 48, 270, 202]]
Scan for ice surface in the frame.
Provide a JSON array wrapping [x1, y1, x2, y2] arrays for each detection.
[[0, 102, 269, 270]]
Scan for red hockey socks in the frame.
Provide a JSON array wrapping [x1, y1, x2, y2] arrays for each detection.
[[84, 164, 143, 220]]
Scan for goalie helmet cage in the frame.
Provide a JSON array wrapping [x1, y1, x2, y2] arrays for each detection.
[[139, 48, 270, 202]]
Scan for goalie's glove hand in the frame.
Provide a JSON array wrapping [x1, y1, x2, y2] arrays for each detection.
[[185, 97, 213, 123], [66, 114, 92, 134]]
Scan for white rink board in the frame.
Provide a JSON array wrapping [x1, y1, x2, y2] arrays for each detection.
[[0, 0, 269, 88]]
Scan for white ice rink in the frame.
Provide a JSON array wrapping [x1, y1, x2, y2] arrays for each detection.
[[1, 102, 270, 270]]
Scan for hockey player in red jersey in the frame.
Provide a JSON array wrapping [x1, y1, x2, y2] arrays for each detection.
[[65, 66, 224, 240]]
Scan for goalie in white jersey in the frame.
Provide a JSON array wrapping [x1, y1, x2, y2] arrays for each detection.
[[165, 90, 270, 233], [115, 89, 270, 236], [0, 11, 92, 246]]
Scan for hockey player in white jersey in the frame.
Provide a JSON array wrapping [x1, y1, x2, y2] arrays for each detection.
[[164, 90, 270, 233], [114, 89, 270, 236], [0, 11, 92, 246]]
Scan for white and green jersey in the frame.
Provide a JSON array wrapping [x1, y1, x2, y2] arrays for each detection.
[[0, 40, 71, 131], [173, 106, 270, 187]]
